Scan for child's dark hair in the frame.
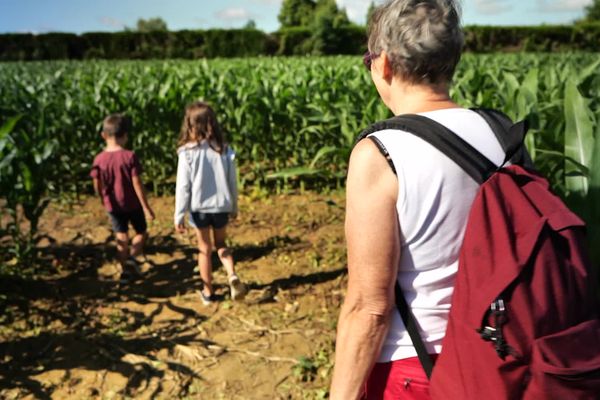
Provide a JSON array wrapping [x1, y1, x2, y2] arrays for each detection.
[[178, 102, 225, 153], [103, 113, 132, 139]]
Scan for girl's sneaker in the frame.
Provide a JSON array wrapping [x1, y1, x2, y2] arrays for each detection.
[[124, 256, 143, 276], [228, 275, 247, 301], [197, 289, 215, 305]]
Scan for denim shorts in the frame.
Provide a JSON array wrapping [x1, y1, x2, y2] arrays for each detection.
[[189, 212, 229, 229], [108, 209, 147, 234]]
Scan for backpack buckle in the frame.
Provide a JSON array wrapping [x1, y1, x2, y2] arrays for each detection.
[[479, 298, 513, 360]]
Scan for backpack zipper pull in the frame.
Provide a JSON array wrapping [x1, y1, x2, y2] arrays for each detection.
[[479, 298, 513, 360]]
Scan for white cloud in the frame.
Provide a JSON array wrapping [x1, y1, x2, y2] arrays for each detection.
[[215, 7, 254, 21], [336, 0, 386, 24], [99, 16, 126, 29], [535, 0, 591, 12], [473, 0, 512, 14]]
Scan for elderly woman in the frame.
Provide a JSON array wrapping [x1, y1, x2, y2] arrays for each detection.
[[329, 0, 508, 398]]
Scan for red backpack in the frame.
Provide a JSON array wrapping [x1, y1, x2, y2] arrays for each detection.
[[359, 109, 600, 399]]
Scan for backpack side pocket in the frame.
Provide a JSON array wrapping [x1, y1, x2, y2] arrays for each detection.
[[523, 319, 600, 400]]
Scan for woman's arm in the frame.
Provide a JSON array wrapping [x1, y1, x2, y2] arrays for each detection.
[[330, 138, 400, 399]]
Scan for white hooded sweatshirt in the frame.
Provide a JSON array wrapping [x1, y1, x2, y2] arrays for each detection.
[[174, 140, 238, 226]]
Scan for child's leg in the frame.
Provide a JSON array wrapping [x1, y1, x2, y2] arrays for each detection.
[[131, 232, 147, 258], [108, 212, 130, 266], [214, 226, 246, 300], [115, 232, 129, 265], [130, 209, 148, 258], [195, 227, 213, 296], [213, 226, 236, 277]]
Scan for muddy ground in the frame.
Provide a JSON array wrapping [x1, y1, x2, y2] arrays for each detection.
[[0, 190, 347, 399]]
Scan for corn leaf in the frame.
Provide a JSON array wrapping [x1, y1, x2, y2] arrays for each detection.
[[564, 78, 594, 194]]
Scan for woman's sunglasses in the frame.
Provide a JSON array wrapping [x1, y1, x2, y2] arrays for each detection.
[[363, 51, 380, 71]]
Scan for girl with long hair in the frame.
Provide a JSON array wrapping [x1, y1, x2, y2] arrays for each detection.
[[174, 101, 246, 304]]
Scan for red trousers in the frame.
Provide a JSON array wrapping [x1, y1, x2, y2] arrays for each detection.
[[363, 355, 438, 400]]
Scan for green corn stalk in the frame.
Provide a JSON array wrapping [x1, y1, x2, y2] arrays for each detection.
[[564, 78, 595, 195], [0, 113, 57, 265]]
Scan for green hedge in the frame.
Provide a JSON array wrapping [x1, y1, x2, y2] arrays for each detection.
[[275, 26, 366, 55], [276, 27, 313, 55], [464, 24, 600, 52], [0, 25, 599, 61], [0, 29, 275, 61]]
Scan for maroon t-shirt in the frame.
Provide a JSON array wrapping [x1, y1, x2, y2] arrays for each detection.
[[90, 149, 143, 212]]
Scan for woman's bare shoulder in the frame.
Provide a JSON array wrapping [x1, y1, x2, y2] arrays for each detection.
[[348, 138, 397, 199]]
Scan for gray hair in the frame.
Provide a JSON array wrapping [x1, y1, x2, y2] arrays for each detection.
[[368, 0, 464, 85]]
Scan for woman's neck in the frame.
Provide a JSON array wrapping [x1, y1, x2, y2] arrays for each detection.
[[388, 80, 460, 116]]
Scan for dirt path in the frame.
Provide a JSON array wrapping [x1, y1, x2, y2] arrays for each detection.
[[0, 191, 347, 399]]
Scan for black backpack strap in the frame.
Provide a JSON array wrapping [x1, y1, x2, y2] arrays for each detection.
[[470, 108, 531, 168], [359, 114, 497, 184], [395, 282, 435, 379], [368, 136, 397, 174], [469, 108, 514, 151]]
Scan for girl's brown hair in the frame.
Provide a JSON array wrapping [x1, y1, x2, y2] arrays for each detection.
[[178, 101, 225, 153]]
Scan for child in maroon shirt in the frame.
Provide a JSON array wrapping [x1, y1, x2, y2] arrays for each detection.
[[90, 114, 155, 276]]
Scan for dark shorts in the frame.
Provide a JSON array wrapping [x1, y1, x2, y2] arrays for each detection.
[[189, 212, 229, 229], [108, 209, 147, 234]]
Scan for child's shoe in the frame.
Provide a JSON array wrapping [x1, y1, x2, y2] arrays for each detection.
[[228, 275, 247, 301], [124, 256, 143, 276], [118, 268, 136, 284], [197, 289, 216, 305]]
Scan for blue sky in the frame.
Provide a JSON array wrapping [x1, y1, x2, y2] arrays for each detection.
[[0, 0, 592, 34]]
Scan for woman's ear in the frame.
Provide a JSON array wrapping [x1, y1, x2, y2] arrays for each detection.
[[371, 51, 394, 84], [380, 51, 394, 83]]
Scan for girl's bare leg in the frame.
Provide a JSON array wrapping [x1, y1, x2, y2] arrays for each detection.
[[213, 226, 246, 299], [195, 227, 213, 296], [213, 227, 236, 277]]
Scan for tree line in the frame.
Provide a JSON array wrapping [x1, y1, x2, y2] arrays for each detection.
[[0, 0, 599, 61]]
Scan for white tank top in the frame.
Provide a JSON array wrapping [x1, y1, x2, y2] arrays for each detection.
[[370, 108, 506, 362]]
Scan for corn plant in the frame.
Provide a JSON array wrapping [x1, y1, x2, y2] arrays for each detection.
[[0, 113, 57, 265]]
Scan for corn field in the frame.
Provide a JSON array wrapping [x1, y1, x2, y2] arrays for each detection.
[[1, 54, 598, 195], [0, 54, 598, 228], [2, 54, 600, 265]]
